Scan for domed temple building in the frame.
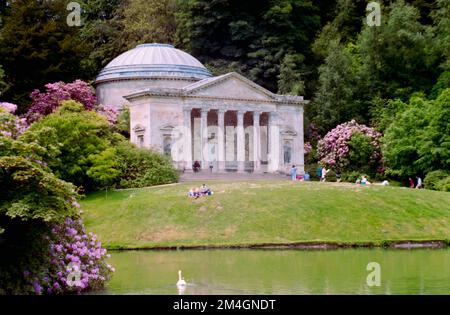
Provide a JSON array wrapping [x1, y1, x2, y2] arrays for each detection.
[[96, 43, 308, 174]]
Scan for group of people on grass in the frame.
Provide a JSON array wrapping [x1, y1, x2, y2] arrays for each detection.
[[188, 184, 214, 199]]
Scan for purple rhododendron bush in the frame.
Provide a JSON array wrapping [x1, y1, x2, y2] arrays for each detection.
[[23, 219, 114, 295], [25, 80, 118, 124]]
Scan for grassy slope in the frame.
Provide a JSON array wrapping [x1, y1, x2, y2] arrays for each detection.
[[80, 181, 450, 249]]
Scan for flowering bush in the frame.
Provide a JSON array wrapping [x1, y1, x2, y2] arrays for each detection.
[[0, 102, 28, 138], [24, 218, 114, 295], [317, 120, 382, 171], [304, 142, 313, 155], [26, 80, 97, 122], [95, 104, 119, 125]]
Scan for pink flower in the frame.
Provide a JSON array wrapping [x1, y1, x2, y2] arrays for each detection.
[[0, 102, 17, 113]]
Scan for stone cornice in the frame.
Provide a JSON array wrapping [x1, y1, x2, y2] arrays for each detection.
[[124, 89, 308, 106]]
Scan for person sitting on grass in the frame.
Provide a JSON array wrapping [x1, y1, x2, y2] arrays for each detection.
[[188, 188, 197, 199], [361, 176, 371, 185], [200, 184, 213, 196], [355, 177, 362, 185]]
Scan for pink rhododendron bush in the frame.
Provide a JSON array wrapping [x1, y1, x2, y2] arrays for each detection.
[[0, 102, 28, 137], [317, 120, 383, 173], [26, 80, 97, 122]]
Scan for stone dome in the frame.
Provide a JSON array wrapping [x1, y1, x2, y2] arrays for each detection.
[[95, 43, 212, 83]]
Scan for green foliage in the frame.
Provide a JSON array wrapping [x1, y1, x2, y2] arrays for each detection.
[[177, 0, 321, 93], [0, 64, 8, 95], [115, 141, 179, 188], [435, 176, 450, 192], [86, 148, 121, 187], [310, 0, 445, 135], [0, 133, 78, 224], [347, 132, 376, 174], [430, 71, 450, 99], [308, 42, 362, 133], [424, 170, 449, 191], [119, 0, 178, 50], [382, 89, 450, 177], [312, 0, 367, 58], [0, 0, 90, 108], [277, 54, 305, 95], [21, 100, 121, 190], [358, 0, 437, 100], [78, 0, 123, 76], [341, 170, 362, 183], [430, 0, 450, 70], [114, 105, 130, 137]]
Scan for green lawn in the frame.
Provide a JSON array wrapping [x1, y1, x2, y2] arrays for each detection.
[[80, 181, 450, 249]]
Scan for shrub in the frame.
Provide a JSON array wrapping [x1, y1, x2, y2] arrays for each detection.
[[115, 141, 179, 188], [0, 103, 28, 138], [21, 101, 122, 191], [305, 163, 320, 181], [325, 169, 336, 182], [341, 171, 362, 183], [436, 176, 450, 192], [424, 170, 449, 190], [317, 120, 382, 173], [0, 130, 113, 294]]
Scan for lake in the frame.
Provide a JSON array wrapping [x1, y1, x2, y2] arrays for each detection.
[[102, 248, 450, 295]]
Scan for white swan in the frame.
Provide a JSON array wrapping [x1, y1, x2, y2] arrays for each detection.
[[177, 270, 187, 287]]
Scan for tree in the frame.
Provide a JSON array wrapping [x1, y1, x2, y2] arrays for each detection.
[[277, 54, 305, 95], [430, 0, 450, 70], [79, 0, 124, 76], [0, 65, 8, 96], [308, 42, 362, 134], [358, 0, 437, 100], [0, 0, 90, 108], [177, 0, 321, 94], [119, 0, 178, 50], [382, 89, 450, 177], [312, 0, 367, 59]]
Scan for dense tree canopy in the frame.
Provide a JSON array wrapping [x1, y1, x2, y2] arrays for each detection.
[[0, 0, 90, 109]]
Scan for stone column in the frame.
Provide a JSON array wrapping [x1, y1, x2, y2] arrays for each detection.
[[253, 111, 261, 173], [236, 110, 245, 173], [268, 112, 280, 173], [298, 107, 305, 175], [217, 109, 226, 172], [200, 109, 209, 170], [183, 108, 193, 171]]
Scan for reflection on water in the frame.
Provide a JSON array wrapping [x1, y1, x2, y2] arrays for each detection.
[[102, 249, 450, 295]]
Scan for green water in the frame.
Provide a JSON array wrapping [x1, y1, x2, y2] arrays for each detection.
[[104, 249, 450, 295]]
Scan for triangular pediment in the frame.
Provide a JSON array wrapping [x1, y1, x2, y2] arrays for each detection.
[[183, 72, 277, 101]]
